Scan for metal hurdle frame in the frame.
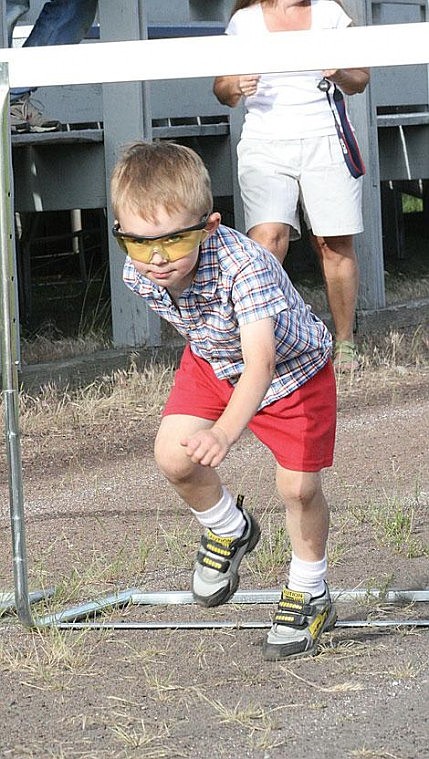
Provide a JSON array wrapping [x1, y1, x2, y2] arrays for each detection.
[[1, 24, 429, 630]]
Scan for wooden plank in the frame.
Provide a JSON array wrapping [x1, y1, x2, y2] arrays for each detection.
[[356, 297, 429, 333], [152, 123, 229, 138], [99, 0, 160, 350], [11, 128, 103, 147], [378, 113, 429, 127]]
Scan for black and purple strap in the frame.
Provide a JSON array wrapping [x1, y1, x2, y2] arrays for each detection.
[[319, 78, 366, 179]]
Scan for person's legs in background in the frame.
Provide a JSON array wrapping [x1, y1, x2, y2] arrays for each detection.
[[238, 138, 299, 266], [8, 0, 98, 133], [247, 221, 290, 265], [6, 0, 30, 46], [22, 0, 98, 47], [248, 223, 360, 370], [311, 233, 360, 370], [301, 135, 363, 370]]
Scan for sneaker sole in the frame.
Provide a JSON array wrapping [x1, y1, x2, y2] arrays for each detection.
[[262, 605, 338, 662], [29, 125, 62, 133], [193, 516, 261, 609]]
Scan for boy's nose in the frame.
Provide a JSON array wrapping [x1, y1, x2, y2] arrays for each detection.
[[149, 246, 168, 263]]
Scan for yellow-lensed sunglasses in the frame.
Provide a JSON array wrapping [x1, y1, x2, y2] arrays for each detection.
[[112, 213, 210, 263]]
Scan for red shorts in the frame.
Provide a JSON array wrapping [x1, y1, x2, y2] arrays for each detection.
[[163, 346, 336, 472]]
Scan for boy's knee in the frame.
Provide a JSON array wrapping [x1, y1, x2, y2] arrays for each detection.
[[154, 435, 193, 483], [277, 470, 322, 508]]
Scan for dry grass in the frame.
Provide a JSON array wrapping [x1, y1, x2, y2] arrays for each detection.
[[21, 328, 111, 365], [5, 327, 426, 446], [13, 360, 175, 437], [1, 299, 428, 757]]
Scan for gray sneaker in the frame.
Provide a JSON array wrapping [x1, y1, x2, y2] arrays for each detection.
[[192, 496, 261, 608], [263, 582, 337, 661], [10, 94, 61, 133]]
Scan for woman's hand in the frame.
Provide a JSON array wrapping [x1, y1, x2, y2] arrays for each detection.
[[214, 73, 260, 107], [238, 74, 261, 97], [322, 68, 369, 95]]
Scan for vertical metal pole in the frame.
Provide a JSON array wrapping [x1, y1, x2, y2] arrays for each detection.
[[345, 0, 386, 311], [0, 62, 35, 627]]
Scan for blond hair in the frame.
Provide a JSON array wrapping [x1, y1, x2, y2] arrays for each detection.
[[111, 141, 213, 222]]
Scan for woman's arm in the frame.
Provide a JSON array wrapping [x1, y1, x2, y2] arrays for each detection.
[[213, 73, 260, 107], [323, 67, 370, 95]]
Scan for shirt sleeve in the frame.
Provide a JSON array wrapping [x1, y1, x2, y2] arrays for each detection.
[[225, 13, 238, 35], [231, 258, 291, 326], [333, 2, 353, 29]]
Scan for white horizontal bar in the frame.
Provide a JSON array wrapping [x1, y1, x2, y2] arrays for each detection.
[[0, 23, 428, 89], [54, 619, 429, 630]]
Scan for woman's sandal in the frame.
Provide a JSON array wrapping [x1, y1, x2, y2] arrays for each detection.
[[333, 340, 360, 372]]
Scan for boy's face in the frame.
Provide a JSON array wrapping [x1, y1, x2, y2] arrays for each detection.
[[116, 207, 219, 291]]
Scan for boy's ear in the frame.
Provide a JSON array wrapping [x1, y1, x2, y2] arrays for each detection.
[[204, 211, 221, 236]]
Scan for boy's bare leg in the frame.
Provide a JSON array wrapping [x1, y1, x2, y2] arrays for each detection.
[[154, 414, 222, 509], [275, 467, 329, 561], [155, 413, 261, 607], [263, 465, 335, 660]]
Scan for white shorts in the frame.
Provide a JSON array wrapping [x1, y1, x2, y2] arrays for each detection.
[[237, 135, 364, 240]]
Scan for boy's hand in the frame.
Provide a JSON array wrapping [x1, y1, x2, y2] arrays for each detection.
[[180, 426, 230, 468]]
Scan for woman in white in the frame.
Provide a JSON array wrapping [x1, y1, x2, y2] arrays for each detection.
[[214, 0, 369, 370]]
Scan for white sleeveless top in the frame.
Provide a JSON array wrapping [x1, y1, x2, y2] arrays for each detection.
[[226, 1, 352, 140]]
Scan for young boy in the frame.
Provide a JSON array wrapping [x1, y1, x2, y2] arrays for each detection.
[[110, 141, 337, 661]]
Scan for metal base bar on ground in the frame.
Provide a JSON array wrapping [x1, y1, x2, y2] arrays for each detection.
[[22, 587, 429, 630], [0, 589, 55, 613], [53, 620, 429, 630]]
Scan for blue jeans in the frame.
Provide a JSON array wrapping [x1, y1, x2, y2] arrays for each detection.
[[7, 0, 98, 98]]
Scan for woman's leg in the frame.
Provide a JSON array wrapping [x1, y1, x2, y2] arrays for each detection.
[[311, 233, 359, 344], [248, 221, 291, 264]]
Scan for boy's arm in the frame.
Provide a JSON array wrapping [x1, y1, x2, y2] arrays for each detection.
[[181, 317, 276, 467]]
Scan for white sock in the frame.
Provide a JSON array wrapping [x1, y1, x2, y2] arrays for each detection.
[[287, 552, 327, 598], [190, 487, 246, 538]]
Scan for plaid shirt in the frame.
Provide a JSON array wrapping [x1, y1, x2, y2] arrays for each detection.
[[123, 225, 332, 409]]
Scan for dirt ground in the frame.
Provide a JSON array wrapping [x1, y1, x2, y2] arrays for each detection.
[[0, 364, 428, 759]]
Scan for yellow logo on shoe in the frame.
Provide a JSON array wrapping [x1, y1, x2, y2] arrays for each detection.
[[282, 589, 305, 603], [308, 608, 329, 640]]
